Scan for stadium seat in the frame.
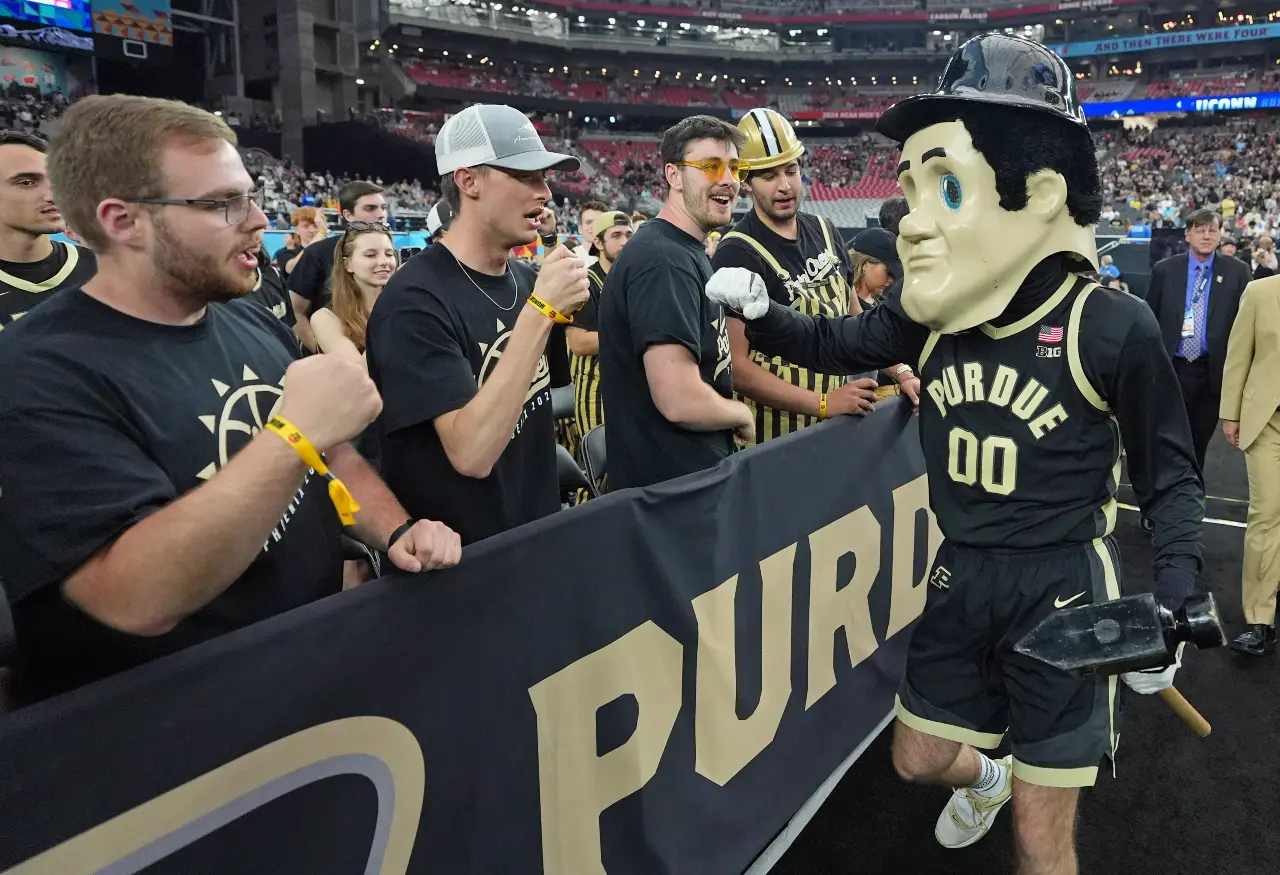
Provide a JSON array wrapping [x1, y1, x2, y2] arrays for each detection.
[[551, 385, 574, 421], [580, 425, 607, 493], [557, 443, 596, 500]]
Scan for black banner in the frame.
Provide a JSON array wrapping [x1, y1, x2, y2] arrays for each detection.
[[0, 401, 939, 875]]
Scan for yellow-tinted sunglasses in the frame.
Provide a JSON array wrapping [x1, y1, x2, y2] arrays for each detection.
[[675, 158, 749, 184]]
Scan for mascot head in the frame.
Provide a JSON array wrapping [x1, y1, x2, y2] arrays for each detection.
[[877, 32, 1101, 334]]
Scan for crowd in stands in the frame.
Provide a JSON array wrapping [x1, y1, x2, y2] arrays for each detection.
[[1097, 121, 1280, 239], [15, 81, 1280, 236], [241, 150, 439, 226], [0, 90, 70, 135]]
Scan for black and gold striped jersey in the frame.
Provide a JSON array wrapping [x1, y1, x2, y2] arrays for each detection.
[[0, 241, 97, 331], [568, 264, 606, 435], [712, 210, 851, 443]]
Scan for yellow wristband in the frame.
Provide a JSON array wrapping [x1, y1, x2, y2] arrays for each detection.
[[818, 393, 828, 420], [265, 416, 361, 526], [528, 293, 573, 324]]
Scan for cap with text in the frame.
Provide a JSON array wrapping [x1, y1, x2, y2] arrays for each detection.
[[436, 104, 581, 175]]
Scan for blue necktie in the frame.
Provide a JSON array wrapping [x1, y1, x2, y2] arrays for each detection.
[[1179, 264, 1208, 361]]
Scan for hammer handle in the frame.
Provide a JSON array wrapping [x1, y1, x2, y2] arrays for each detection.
[[1158, 687, 1211, 737]]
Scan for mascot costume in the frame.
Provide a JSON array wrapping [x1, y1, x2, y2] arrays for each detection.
[[706, 32, 1213, 871]]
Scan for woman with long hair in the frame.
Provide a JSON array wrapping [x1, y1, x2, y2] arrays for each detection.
[[311, 222, 398, 364], [848, 250, 894, 312]]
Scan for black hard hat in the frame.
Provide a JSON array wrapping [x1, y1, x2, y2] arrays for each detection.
[[877, 32, 1087, 143]]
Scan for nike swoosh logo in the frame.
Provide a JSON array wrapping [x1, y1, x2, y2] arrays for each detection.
[[1054, 592, 1087, 609]]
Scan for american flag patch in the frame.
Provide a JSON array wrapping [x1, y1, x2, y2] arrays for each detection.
[[1037, 325, 1064, 344]]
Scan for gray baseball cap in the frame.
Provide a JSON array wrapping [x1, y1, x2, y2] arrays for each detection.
[[436, 104, 580, 175]]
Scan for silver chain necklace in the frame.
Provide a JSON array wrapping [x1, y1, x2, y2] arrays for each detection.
[[448, 248, 518, 311]]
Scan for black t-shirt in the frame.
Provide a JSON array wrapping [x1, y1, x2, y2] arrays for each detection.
[[275, 246, 301, 279], [248, 261, 297, 329], [597, 218, 735, 489], [0, 240, 98, 329], [0, 291, 344, 704], [365, 244, 559, 545], [286, 235, 341, 313]]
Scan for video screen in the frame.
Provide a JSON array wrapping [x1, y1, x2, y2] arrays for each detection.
[[0, 0, 92, 34]]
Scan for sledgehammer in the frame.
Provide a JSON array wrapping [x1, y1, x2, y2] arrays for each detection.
[[1014, 593, 1225, 737]]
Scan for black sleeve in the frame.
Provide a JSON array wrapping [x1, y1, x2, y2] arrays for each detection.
[[285, 244, 330, 308], [545, 324, 571, 388], [1084, 293, 1204, 576], [627, 264, 707, 359], [274, 247, 296, 279], [367, 290, 478, 434], [742, 296, 929, 377], [0, 352, 178, 602], [574, 280, 601, 332]]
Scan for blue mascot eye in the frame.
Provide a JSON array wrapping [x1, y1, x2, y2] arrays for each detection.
[[940, 174, 963, 211]]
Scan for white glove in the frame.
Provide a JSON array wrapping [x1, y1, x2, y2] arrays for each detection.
[[706, 267, 770, 320], [1121, 642, 1184, 695]]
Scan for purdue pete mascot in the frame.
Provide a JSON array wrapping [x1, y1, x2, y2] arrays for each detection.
[[705, 32, 1206, 875]]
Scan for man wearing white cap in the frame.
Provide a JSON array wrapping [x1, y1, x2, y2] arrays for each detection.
[[426, 201, 453, 244], [365, 104, 590, 544]]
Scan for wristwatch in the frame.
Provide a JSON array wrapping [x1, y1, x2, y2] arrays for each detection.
[[889, 365, 914, 381]]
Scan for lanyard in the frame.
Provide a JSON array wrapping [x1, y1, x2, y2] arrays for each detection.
[[1190, 265, 1210, 306]]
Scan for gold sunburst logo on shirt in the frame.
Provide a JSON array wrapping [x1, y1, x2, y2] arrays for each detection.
[[193, 365, 286, 480], [477, 317, 550, 402]]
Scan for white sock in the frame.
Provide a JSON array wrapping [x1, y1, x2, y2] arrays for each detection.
[[970, 753, 1005, 797]]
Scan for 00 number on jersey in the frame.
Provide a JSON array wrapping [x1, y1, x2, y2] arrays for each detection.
[[947, 427, 1018, 496]]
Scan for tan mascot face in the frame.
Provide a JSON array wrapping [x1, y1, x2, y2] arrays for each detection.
[[893, 119, 1097, 334]]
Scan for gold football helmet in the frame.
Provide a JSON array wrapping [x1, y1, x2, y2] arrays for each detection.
[[736, 108, 804, 171]]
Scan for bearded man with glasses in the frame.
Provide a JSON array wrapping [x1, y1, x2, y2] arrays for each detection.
[[596, 114, 755, 489], [0, 96, 460, 707]]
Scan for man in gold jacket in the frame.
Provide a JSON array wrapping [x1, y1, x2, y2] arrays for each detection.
[[1221, 274, 1280, 655]]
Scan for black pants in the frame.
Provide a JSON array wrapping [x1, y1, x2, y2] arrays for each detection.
[[1173, 356, 1219, 473]]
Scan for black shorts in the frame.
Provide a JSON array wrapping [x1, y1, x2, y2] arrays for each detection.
[[895, 536, 1123, 788]]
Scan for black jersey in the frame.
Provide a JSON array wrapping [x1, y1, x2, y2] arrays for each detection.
[[915, 276, 1121, 547], [0, 240, 97, 329], [712, 211, 851, 443], [740, 260, 1204, 575]]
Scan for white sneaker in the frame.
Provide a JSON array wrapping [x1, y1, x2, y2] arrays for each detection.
[[934, 755, 1013, 849]]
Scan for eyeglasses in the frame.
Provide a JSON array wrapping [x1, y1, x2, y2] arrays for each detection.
[[675, 158, 748, 184], [131, 187, 265, 226]]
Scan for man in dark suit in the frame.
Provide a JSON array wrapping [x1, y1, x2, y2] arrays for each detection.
[[1144, 208, 1252, 472]]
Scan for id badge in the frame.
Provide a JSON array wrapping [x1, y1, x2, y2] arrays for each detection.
[[1181, 308, 1195, 339]]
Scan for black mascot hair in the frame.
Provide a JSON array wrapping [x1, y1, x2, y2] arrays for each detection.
[[909, 101, 1103, 228]]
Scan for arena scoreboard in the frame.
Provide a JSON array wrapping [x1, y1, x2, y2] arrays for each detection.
[[0, 0, 91, 34]]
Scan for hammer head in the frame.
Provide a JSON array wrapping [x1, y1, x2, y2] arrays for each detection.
[[1014, 592, 1225, 676]]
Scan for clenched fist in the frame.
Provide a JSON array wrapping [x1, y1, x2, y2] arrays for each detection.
[[532, 245, 590, 315], [277, 355, 382, 452], [389, 519, 463, 573], [706, 266, 770, 320]]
